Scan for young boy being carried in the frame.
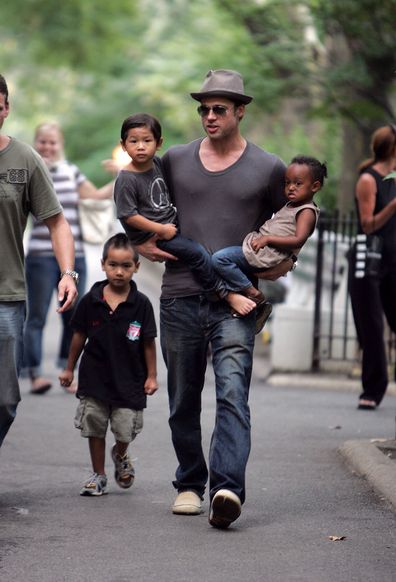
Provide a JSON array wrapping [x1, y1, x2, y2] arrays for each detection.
[[59, 233, 158, 496]]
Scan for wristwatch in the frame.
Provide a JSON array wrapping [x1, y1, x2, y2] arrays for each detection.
[[60, 269, 79, 284]]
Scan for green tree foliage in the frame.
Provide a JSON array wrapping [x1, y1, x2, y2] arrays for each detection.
[[1, 0, 139, 71], [310, 0, 396, 210], [214, 0, 396, 211], [215, 0, 396, 125], [311, 0, 396, 131], [215, 0, 314, 107], [3, 0, 393, 210]]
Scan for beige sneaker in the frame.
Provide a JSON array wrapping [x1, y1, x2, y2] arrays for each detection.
[[172, 491, 202, 515], [209, 489, 241, 529]]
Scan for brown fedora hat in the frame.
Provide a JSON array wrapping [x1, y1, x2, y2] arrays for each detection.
[[190, 69, 253, 104]]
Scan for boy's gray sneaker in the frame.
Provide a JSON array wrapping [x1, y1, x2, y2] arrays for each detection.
[[111, 444, 135, 489], [80, 473, 108, 496]]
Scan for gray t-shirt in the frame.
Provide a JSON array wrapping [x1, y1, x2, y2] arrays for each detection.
[[161, 138, 287, 298], [114, 156, 177, 244], [0, 138, 62, 301]]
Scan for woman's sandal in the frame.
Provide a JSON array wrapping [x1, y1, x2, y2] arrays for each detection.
[[30, 377, 52, 395], [357, 399, 377, 410]]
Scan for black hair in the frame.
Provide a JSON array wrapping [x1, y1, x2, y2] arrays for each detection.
[[290, 155, 328, 186], [102, 233, 139, 262], [0, 74, 9, 105], [120, 113, 162, 144]]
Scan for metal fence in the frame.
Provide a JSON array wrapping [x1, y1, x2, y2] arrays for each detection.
[[311, 210, 395, 372]]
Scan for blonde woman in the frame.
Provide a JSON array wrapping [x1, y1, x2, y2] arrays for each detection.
[[23, 122, 114, 394]]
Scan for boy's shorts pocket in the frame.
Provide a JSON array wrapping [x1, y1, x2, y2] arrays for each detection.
[[74, 398, 86, 430]]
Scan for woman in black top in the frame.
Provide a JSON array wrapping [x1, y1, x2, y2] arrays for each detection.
[[349, 125, 396, 410]]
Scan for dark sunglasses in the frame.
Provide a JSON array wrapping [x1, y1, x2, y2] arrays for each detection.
[[197, 105, 229, 117]]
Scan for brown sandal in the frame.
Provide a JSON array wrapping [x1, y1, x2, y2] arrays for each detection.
[[30, 377, 52, 395], [357, 399, 377, 410]]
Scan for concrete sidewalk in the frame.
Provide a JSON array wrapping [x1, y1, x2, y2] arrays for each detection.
[[253, 340, 396, 513], [2, 252, 396, 580], [88, 247, 396, 514], [134, 249, 396, 517]]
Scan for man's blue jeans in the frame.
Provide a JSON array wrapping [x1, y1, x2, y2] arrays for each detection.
[[0, 301, 25, 447], [23, 255, 87, 376], [160, 294, 255, 503]]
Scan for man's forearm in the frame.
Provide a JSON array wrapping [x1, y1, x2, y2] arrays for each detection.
[[44, 212, 78, 311], [255, 257, 294, 281], [44, 213, 75, 271]]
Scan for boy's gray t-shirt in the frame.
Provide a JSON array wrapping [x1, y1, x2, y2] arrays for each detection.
[[161, 138, 286, 298], [114, 156, 177, 244]]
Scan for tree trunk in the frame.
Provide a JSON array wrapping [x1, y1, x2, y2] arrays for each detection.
[[338, 120, 367, 215]]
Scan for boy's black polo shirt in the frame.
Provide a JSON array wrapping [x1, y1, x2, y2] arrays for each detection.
[[71, 279, 157, 410]]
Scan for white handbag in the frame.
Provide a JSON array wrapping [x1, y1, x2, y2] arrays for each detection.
[[78, 198, 115, 245]]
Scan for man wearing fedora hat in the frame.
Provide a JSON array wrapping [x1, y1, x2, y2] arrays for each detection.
[[136, 69, 290, 528]]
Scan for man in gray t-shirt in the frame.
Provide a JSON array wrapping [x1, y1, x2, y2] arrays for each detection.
[[135, 69, 290, 529]]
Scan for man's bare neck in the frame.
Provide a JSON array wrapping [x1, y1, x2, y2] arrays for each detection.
[[199, 135, 247, 172]]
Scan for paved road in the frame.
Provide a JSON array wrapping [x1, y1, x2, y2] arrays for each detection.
[[1, 248, 396, 581]]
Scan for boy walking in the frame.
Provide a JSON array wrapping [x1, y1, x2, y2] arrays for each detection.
[[59, 233, 158, 496]]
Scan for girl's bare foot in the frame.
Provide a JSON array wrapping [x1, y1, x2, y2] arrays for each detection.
[[226, 292, 256, 316]]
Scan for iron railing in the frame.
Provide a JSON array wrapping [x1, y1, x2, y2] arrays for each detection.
[[311, 210, 395, 373]]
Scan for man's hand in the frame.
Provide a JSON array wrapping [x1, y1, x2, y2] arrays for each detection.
[[101, 158, 126, 176], [255, 257, 294, 281], [144, 376, 159, 395], [59, 369, 74, 388], [57, 276, 78, 312], [136, 236, 177, 263]]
